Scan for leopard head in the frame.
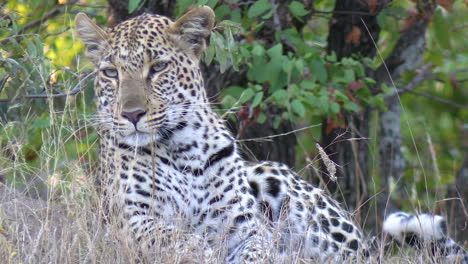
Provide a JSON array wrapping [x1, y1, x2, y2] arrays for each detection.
[[75, 7, 215, 146]]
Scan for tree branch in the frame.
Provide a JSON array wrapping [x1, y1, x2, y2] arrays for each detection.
[[386, 63, 468, 109], [0, 71, 95, 103], [392, 63, 435, 93], [312, 9, 377, 16], [1, 0, 79, 45], [398, 90, 468, 110]]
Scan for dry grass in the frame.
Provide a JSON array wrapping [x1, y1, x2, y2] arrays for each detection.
[[1, 183, 463, 264], [0, 183, 216, 264]]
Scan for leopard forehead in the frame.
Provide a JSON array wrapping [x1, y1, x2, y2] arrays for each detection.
[[105, 14, 180, 69]]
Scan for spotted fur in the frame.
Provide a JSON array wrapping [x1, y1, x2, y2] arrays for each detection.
[[75, 6, 466, 263]]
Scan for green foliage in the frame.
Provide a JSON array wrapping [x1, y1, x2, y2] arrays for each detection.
[[247, 0, 271, 19], [0, 0, 102, 190], [288, 1, 309, 19], [432, 9, 451, 50], [128, 0, 143, 14], [213, 27, 380, 129], [0, 0, 465, 213], [398, 3, 467, 207]]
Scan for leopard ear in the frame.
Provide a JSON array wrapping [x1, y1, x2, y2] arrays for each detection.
[[169, 6, 215, 59], [75, 13, 109, 64]]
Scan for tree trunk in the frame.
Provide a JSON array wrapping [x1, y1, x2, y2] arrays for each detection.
[[322, 0, 382, 225], [107, 0, 176, 24], [373, 4, 433, 218], [324, 0, 436, 231]]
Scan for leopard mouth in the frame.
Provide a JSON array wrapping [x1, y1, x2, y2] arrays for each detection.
[[118, 119, 171, 146], [121, 131, 154, 146]]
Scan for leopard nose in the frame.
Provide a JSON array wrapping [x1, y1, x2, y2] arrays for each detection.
[[121, 109, 146, 125]]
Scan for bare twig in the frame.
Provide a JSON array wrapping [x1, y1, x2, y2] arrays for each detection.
[[386, 63, 467, 109], [1, 0, 79, 45], [0, 71, 96, 103], [452, 67, 468, 74], [400, 90, 468, 109], [236, 1, 257, 6], [312, 9, 377, 17], [400, 63, 434, 91], [237, 124, 320, 142], [269, 0, 281, 31]]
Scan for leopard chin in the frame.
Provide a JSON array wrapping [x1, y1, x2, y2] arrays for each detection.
[[121, 132, 155, 147]]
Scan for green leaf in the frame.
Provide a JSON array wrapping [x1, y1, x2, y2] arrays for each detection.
[[380, 83, 391, 94], [248, 0, 271, 18], [289, 84, 300, 96], [387, 6, 407, 19], [364, 77, 376, 85], [310, 59, 327, 83], [376, 9, 388, 28], [295, 59, 304, 75], [266, 44, 282, 59], [213, 32, 228, 73], [372, 94, 387, 110], [177, 0, 194, 14], [225, 27, 239, 71], [330, 102, 340, 114], [288, 1, 309, 17], [33, 119, 50, 128], [218, 20, 241, 28], [204, 33, 216, 65], [128, 0, 142, 14], [257, 113, 267, 124], [433, 9, 451, 49], [291, 99, 306, 117], [334, 90, 348, 101], [317, 96, 329, 113], [251, 92, 264, 107], [252, 21, 265, 33], [239, 88, 255, 103], [215, 6, 231, 20], [207, 0, 219, 8], [271, 89, 288, 101], [302, 91, 318, 108], [326, 52, 337, 62], [252, 44, 265, 57], [252, 84, 263, 92], [300, 80, 317, 91], [343, 102, 359, 112], [224, 86, 245, 98], [231, 9, 241, 23], [282, 59, 293, 73], [25, 38, 36, 58], [33, 35, 43, 57], [221, 94, 237, 108], [261, 8, 274, 20], [273, 116, 281, 129], [344, 69, 355, 82]]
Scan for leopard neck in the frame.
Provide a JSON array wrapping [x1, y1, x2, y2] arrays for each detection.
[[162, 107, 239, 174], [98, 106, 241, 182]]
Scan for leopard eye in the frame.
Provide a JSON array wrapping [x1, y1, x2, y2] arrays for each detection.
[[150, 61, 168, 75], [102, 68, 118, 78]]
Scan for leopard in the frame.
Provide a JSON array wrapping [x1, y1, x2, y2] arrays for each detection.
[[75, 6, 466, 263]]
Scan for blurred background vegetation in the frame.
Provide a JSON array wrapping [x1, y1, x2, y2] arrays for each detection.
[[0, 0, 466, 241]]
